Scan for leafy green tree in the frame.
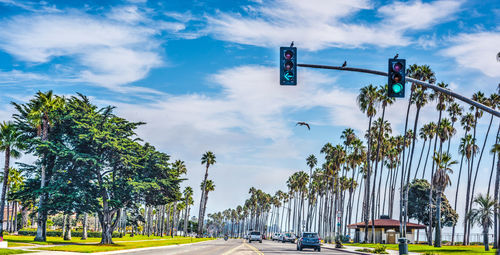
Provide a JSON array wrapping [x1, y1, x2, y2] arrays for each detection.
[[407, 179, 458, 229]]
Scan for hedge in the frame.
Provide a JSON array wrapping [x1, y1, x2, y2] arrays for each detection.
[[17, 229, 121, 238]]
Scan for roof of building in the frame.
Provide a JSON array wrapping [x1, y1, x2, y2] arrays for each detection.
[[347, 218, 426, 229]]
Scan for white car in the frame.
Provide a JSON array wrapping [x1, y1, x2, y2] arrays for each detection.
[[272, 233, 281, 241], [248, 231, 262, 243]]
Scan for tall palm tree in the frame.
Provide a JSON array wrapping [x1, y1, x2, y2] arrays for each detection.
[[460, 134, 479, 244], [491, 143, 500, 250], [0, 122, 24, 238], [446, 102, 463, 153], [183, 186, 193, 236], [197, 151, 216, 237], [199, 179, 215, 235], [12, 90, 64, 242], [356, 84, 379, 243], [305, 154, 317, 231], [468, 194, 496, 251], [432, 152, 457, 247]]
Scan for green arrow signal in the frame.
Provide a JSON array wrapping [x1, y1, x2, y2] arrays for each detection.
[[284, 72, 294, 81]]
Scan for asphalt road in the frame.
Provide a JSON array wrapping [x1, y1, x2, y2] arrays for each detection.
[[120, 239, 354, 255]]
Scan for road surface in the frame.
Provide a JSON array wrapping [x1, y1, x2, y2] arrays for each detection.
[[121, 239, 356, 254]]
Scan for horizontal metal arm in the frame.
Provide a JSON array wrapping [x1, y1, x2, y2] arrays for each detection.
[[297, 63, 499, 118]]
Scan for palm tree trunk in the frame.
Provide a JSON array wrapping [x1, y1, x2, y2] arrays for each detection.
[[0, 148, 10, 238], [197, 164, 210, 237], [414, 140, 426, 180], [405, 106, 422, 237], [493, 125, 500, 249], [464, 158, 472, 244], [364, 115, 373, 243], [434, 189, 442, 247], [428, 108, 443, 245], [422, 138, 432, 179], [451, 142, 466, 246]]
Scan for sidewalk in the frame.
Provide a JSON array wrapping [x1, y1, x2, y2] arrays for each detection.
[[322, 243, 421, 255]]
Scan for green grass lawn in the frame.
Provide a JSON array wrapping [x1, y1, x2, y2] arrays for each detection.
[[3, 234, 183, 246], [345, 243, 496, 254], [0, 249, 34, 255], [33, 237, 214, 253]]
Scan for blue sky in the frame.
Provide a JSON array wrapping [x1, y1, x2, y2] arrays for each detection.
[[0, 0, 499, 234]]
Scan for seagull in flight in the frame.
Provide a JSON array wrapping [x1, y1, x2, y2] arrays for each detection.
[[296, 122, 310, 130]]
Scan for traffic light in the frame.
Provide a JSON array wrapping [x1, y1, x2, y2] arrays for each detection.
[[280, 47, 297, 85], [388, 58, 406, 98]]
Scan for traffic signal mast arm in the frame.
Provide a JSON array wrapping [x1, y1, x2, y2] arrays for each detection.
[[296, 63, 499, 118]]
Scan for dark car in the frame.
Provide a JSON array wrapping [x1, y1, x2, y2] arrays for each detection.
[[297, 232, 321, 252]]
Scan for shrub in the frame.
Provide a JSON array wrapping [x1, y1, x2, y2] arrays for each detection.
[[355, 248, 373, 253], [372, 244, 388, 254]]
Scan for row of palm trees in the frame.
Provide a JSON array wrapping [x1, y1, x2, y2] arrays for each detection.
[[203, 65, 498, 250]]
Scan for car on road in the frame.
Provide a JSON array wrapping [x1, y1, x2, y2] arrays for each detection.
[[280, 232, 296, 243], [248, 231, 262, 243], [272, 233, 281, 241], [297, 232, 321, 252]]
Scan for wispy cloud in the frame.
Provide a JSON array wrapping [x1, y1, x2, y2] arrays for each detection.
[[441, 29, 500, 78], [206, 0, 463, 50]]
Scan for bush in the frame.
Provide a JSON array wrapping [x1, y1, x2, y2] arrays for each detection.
[[17, 229, 121, 238], [355, 248, 373, 253], [372, 244, 388, 254]]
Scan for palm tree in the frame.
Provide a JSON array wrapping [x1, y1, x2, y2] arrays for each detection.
[[199, 179, 215, 235], [0, 122, 24, 238], [171, 160, 187, 237], [183, 186, 193, 236], [197, 151, 216, 237], [432, 152, 457, 247], [468, 194, 496, 251], [491, 143, 500, 249], [460, 134, 479, 244], [356, 84, 379, 243], [12, 90, 64, 242], [446, 102, 463, 153], [305, 154, 317, 231]]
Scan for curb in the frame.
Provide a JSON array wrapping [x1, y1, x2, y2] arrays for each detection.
[[97, 239, 218, 254], [322, 245, 371, 255]]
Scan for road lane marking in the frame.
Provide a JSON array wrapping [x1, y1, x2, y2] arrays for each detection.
[[244, 242, 264, 255]]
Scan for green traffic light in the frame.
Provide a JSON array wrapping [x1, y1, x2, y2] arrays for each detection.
[[392, 83, 403, 93]]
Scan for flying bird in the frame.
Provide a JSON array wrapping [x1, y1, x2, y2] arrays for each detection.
[[290, 41, 294, 47], [394, 53, 399, 59], [342, 61, 347, 68], [296, 122, 310, 130]]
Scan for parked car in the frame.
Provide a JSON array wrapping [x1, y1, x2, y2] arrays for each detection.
[[280, 232, 296, 243], [248, 231, 262, 243], [297, 232, 321, 252], [272, 233, 281, 241]]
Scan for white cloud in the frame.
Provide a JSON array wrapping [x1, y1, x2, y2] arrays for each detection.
[[378, 0, 462, 31], [206, 0, 463, 50], [441, 30, 500, 78], [0, 12, 163, 92]]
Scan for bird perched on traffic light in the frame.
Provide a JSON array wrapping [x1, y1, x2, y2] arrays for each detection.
[[342, 61, 347, 68], [296, 122, 310, 130], [290, 41, 294, 47], [394, 53, 399, 59]]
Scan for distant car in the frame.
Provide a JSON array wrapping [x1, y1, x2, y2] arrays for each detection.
[[248, 231, 262, 243], [297, 232, 321, 252], [280, 232, 296, 243], [272, 233, 281, 241]]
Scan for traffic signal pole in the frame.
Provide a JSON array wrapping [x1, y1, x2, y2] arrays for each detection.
[[296, 63, 500, 118]]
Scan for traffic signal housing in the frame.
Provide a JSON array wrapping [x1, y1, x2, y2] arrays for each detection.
[[388, 58, 406, 98], [280, 47, 297, 85]]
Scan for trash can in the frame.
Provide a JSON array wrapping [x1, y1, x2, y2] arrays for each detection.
[[398, 237, 408, 255]]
